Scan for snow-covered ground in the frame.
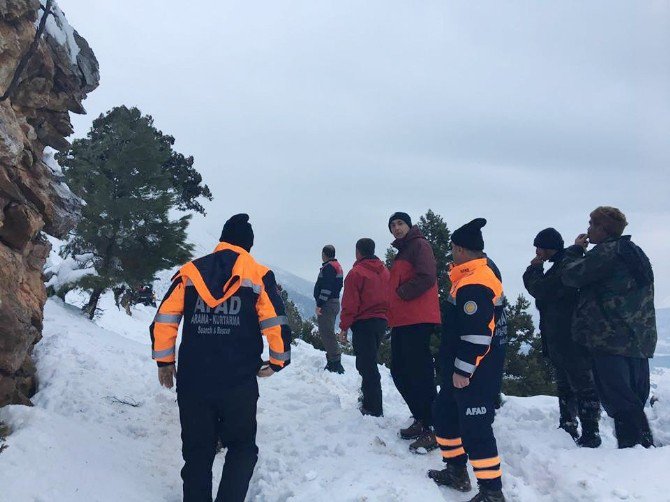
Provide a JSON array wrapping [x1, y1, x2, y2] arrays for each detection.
[[1, 293, 669, 502]]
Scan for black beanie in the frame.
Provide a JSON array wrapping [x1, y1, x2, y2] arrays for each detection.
[[388, 212, 412, 232], [452, 218, 487, 251], [533, 228, 564, 250], [219, 213, 254, 251]]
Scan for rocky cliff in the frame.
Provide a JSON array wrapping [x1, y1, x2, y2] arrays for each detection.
[[0, 0, 98, 405]]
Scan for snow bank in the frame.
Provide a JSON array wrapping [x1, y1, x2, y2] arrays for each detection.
[[0, 297, 668, 501]]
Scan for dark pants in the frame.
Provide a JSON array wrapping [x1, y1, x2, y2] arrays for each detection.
[[591, 354, 652, 448], [317, 299, 341, 362], [178, 380, 259, 502], [352, 318, 386, 416], [433, 344, 505, 491], [391, 324, 437, 426], [592, 354, 650, 417], [549, 343, 600, 433]]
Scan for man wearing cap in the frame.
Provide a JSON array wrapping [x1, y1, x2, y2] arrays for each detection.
[[523, 228, 601, 447], [150, 213, 292, 502], [562, 206, 657, 449], [387, 212, 441, 453], [429, 218, 507, 502]]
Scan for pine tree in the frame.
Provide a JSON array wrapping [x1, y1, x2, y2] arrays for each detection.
[[278, 286, 318, 347], [56, 106, 211, 318], [502, 294, 555, 396]]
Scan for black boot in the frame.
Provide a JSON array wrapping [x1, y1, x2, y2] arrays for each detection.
[[400, 418, 424, 440], [576, 400, 601, 448], [468, 487, 506, 502], [427, 463, 472, 492], [325, 359, 345, 374], [559, 420, 579, 441], [409, 426, 438, 454]]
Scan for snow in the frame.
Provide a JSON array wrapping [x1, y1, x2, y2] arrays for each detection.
[[38, 0, 81, 65], [0, 294, 669, 501], [43, 235, 96, 294]]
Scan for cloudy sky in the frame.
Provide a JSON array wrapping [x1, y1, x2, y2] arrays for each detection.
[[59, 0, 670, 306]]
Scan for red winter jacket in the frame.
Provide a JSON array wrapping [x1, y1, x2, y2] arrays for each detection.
[[339, 257, 390, 331], [388, 226, 441, 328]]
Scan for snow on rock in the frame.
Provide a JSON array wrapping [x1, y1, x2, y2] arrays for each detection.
[[38, 0, 80, 64], [0, 298, 668, 501]]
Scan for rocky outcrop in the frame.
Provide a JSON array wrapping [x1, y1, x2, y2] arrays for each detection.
[[0, 0, 99, 406]]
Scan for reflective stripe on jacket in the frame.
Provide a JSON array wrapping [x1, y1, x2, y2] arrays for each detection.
[[150, 242, 291, 396]]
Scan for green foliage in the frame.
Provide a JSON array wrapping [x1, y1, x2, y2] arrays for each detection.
[[279, 287, 316, 346], [502, 294, 556, 396], [57, 106, 210, 317]]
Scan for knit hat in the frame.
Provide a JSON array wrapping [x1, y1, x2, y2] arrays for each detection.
[[533, 228, 564, 250], [451, 218, 487, 251], [219, 213, 254, 251], [388, 212, 412, 232]]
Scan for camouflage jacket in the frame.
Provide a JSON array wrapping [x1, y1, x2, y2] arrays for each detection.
[[562, 236, 657, 358]]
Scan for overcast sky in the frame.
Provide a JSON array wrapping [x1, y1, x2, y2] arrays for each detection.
[[59, 0, 670, 307]]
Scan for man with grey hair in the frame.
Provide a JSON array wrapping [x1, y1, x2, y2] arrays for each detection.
[[563, 206, 657, 449]]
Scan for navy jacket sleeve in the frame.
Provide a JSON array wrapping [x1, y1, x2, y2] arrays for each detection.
[[454, 284, 495, 378], [315, 263, 337, 307]]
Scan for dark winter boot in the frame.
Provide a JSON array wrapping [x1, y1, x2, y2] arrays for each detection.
[[614, 414, 639, 449], [409, 427, 438, 454], [468, 487, 506, 502], [325, 359, 345, 374], [399, 418, 424, 440], [558, 420, 579, 441], [427, 463, 472, 492], [576, 430, 601, 448]]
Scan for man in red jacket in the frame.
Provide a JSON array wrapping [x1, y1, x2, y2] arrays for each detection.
[[338, 238, 390, 417], [387, 212, 441, 453]]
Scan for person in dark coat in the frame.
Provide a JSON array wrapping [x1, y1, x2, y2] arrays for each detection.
[[387, 212, 441, 453], [562, 206, 657, 449], [338, 238, 390, 417], [523, 228, 601, 447]]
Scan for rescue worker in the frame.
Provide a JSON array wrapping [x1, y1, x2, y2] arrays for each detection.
[[388, 212, 441, 453], [430, 218, 507, 502], [523, 228, 601, 447], [314, 244, 345, 373], [151, 213, 291, 502], [562, 206, 657, 449], [338, 238, 390, 417]]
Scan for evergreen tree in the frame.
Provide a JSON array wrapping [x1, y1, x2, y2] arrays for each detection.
[[278, 286, 317, 347], [56, 106, 211, 318], [502, 294, 555, 396]]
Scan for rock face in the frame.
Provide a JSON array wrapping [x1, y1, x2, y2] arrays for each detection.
[[0, 0, 99, 406]]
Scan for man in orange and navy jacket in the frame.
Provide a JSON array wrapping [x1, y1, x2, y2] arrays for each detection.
[[429, 218, 507, 502], [150, 213, 291, 502]]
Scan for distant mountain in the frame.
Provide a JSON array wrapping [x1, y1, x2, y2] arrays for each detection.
[[271, 265, 315, 319]]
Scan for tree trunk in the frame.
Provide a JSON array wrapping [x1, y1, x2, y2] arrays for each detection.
[[83, 287, 104, 320]]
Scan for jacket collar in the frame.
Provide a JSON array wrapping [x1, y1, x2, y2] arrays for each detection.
[[449, 257, 488, 284], [392, 225, 423, 250]]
